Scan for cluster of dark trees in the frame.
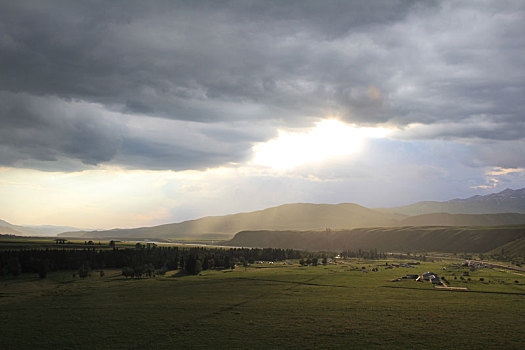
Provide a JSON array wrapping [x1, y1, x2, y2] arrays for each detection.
[[484, 251, 524, 266], [340, 249, 386, 260], [0, 245, 313, 278], [298, 257, 331, 266]]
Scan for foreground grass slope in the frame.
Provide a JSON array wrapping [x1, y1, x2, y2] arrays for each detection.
[[226, 225, 525, 254], [1, 261, 523, 349]]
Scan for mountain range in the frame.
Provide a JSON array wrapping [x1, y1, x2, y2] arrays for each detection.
[[56, 188, 525, 240], [377, 188, 525, 215], [3, 187, 525, 239], [0, 219, 85, 237]]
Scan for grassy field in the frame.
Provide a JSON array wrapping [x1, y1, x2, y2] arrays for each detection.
[[0, 237, 129, 250], [1, 259, 524, 349], [0, 236, 229, 250]]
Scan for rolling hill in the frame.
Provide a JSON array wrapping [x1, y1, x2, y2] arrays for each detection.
[[59, 203, 402, 239], [59, 199, 525, 240], [225, 225, 525, 254], [0, 219, 85, 237]]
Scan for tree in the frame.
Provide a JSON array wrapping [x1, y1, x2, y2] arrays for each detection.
[[202, 256, 210, 270], [194, 260, 202, 275], [144, 263, 155, 278], [78, 263, 90, 278], [8, 258, 21, 276], [38, 260, 49, 279], [122, 266, 134, 278], [223, 256, 231, 269], [109, 240, 116, 250], [133, 264, 145, 278]]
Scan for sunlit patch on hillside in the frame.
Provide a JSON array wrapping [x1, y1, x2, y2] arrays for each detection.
[[252, 119, 391, 170]]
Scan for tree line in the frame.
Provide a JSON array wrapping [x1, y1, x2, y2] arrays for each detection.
[[340, 248, 386, 260], [0, 244, 320, 278]]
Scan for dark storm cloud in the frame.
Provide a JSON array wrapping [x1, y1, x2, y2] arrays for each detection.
[[1, 0, 524, 170], [0, 92, 122, 169], [0, 92, 254, 171]]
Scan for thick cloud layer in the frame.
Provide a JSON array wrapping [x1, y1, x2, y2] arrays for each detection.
[[1, 0, 524, 171]]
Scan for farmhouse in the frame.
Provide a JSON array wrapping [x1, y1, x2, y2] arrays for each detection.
[[430, 275, 442, 284], [421, 272, 439, 281]]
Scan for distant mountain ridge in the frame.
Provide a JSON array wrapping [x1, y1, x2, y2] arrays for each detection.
[[59, 203, 401, 239], [379, 188, 525, 215], [0, 219, 85, 236], [399, 212, 525, 227], [10, 187, 525, 240], [59, 194, 525, 240]]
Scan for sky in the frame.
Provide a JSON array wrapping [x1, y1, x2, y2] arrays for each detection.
[[1, 0, 525, 229]]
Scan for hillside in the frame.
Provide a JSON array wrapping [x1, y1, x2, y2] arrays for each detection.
[[399, 212, 525, 226], [59, 201, 525, 240], [59, 203, 401, 239], [380, 188, 525, 215], [0, 225, 23, 235], [0, 219, 84, 236], [488, 237, 525, 257], [225, 225, 525, 253]]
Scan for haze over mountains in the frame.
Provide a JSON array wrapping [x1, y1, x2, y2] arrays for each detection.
[[52, 188, 525, 240], [0, 219, 83, 237], [3, 188, 525, 239], [377, 188, 525, 215]]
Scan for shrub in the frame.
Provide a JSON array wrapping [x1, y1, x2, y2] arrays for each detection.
[[8, 258, 21, 276], [38, 261, 49, 279], [78, 263, 90, 278], [122, 266, 134, 278]]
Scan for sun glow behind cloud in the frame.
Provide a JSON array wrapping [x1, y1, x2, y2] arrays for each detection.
[[252, 119, 391, 170]]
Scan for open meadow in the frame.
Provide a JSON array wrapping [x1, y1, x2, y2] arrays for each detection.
[[1, 258, 524, 349]]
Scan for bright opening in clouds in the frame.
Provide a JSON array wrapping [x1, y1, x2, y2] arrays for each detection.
[[252, 120, 391, 170]]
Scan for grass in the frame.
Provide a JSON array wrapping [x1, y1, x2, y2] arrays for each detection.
[[1, 259, 524, 349], [0, 237, 177, 250]]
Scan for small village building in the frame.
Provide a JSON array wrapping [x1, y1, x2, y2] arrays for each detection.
[[430, 275, 442, 284], [422, 272, 438, 281]]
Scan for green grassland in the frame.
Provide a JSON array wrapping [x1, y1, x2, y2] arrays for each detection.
[[0, 237, 140, 250], [1, 260, 523, 349], [0, 236, 228, 251]]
